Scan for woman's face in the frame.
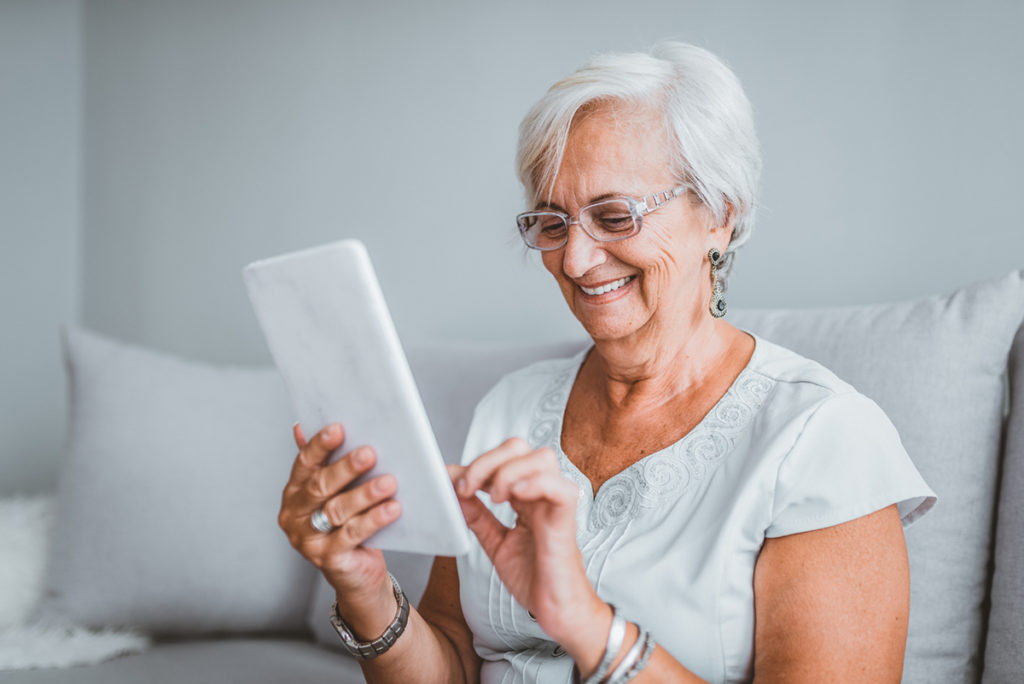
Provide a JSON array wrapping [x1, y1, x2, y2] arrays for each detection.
[[539, 106, 728, 345]]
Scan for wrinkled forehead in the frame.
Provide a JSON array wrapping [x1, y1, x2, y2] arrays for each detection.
[[542, 102, 676, 206]]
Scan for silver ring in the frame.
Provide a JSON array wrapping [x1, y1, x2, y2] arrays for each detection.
[[310, 507, 333, 534]]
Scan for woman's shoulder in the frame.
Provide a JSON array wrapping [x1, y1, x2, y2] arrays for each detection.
[[741, 335, 937, 534], [741, 333, 897, 433], [746, 333, 857, 398]]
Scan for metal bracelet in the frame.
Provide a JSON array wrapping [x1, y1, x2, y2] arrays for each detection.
[[583, 604, 626, 684], [607, 627, 656, 684], [328, 572, 410, 660]]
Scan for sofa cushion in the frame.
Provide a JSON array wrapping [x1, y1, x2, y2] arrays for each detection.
[[982, 320, 1024, 683], [731, 270, 1024, 684], [41, 327, 315, 635], [0, 638, 363, 684]]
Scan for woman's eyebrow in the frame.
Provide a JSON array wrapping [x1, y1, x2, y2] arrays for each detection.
[[535, 192, 624, 212]]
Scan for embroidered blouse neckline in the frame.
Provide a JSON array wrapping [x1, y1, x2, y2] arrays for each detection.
[[527, 333, 775, 530]]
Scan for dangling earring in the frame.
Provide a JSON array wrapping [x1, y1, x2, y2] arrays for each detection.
[[708, 248, 726, 318]]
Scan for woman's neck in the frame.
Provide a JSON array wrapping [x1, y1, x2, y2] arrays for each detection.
[[584, 317, 738, 412]]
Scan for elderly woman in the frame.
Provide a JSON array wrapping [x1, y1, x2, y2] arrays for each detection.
[[279, 42, 934, 683]]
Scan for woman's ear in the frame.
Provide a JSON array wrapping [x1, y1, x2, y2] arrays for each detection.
[[710, 201, 737, 253]]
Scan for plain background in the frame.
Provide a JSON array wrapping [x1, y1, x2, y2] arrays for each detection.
[[2, 0, 1022, 495]]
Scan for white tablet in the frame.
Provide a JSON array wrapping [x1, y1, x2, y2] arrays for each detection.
[[243, 239, 471, 556]]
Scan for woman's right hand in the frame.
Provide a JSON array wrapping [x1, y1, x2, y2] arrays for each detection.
[[278, 422, 402, 620]]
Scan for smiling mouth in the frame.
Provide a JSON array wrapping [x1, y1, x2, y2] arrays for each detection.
[[579, 275, 636, 296]]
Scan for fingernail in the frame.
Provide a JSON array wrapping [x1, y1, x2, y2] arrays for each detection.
[[373, 476, 392, 494], [323, 424, 336, 440], [512, 480, 528, 494], [456, 477, 467, 495], [385, 501, 400, 516], [353, 448, 368, 466]]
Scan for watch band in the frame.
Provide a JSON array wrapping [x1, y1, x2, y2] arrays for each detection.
[[329, 572, 410, 660]]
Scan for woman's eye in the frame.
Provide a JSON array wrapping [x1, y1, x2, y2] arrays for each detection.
[[597, 215, 633, 232], [540, 222, 567, 236]]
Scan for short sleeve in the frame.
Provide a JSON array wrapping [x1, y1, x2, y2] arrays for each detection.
[[765, 391, 937, 538]]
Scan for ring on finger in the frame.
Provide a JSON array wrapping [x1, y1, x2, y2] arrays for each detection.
[[310, 507, 334, 534]]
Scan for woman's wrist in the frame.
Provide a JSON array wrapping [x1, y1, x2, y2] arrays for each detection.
[[549, 595, 619, 676], [331, 572, 399, 641]]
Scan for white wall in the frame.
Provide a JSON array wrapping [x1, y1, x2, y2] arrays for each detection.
[[3, 0, 1023, 492], [78, 0, 1024, 371], [0, 0, 81, 495]]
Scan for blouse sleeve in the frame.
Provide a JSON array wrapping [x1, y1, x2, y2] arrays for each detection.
[[765, 391, 937, 538]]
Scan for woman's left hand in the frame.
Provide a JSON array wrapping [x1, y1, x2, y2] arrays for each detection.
[[449, 438, 611, 659]]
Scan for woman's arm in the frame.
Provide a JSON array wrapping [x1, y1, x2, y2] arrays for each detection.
[[611, 505, 910, 683], [453, 438, 708, 682], [752, 504, 909, 682], [356, 557, 479, 683], [279, 423, 473, 683]]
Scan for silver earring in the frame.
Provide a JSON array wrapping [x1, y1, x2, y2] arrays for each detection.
[[708, 248, 726, 318]]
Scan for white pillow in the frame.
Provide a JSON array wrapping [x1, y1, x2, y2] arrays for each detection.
[[40, 327, 315, 635]]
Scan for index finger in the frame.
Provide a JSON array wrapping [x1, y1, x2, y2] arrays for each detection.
[[289, 423, 344, 483], [458, 437, 532, 497]]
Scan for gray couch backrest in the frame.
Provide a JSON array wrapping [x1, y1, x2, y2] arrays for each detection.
[[982, 320, 1024, 682]]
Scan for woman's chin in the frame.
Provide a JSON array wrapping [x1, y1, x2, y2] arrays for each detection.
[[575, 315, 643, 343]]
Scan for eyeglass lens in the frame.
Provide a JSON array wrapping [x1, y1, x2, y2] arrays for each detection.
[[519, 199, 638, 249]]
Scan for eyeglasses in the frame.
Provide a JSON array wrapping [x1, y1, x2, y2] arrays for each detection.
[[516, 186, 687, 251]]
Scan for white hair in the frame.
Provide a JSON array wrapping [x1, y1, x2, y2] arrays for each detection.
[[516, 42, 761, 288]]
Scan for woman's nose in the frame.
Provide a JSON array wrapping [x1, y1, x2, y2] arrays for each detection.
[[561, 223, 607, 279]]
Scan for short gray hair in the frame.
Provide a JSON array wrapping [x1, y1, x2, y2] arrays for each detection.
[[516, 42, 761, 287]]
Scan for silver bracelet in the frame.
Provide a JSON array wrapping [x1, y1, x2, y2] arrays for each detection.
[[328, 572, 409, 660], [607, 627, 656, 684], [574, 604, 626, 684]]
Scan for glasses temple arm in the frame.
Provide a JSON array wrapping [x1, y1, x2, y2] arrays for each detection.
[[636, 186, 688, 215]]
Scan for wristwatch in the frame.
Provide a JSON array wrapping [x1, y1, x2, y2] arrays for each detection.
[[329, 572, 410, 660]]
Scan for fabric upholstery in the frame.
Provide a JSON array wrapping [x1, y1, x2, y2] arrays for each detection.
[[732, 270, 1024, 684], [982, 320, 1024, 683], [42, 327, 315, 635], [0, 639, 363, 684]]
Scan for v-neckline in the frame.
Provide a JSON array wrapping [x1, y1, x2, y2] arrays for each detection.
[[554, 332, 762, 501]]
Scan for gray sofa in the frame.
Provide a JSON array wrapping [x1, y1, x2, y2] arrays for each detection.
[[6, 270, 1024, 683]]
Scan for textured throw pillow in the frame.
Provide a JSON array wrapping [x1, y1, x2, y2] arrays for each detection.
[[731, 270, 1024, 684], [0, 494, 149, 670], [41, 327, 316, 635]]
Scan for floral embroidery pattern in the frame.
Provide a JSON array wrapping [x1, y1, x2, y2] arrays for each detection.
[[528, 355, 775, 531]]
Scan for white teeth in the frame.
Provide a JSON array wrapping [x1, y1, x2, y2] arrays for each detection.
[[580, 276, 633, 296]]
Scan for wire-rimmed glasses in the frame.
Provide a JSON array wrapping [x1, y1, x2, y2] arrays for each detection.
[[516, 186, 687, 251]]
